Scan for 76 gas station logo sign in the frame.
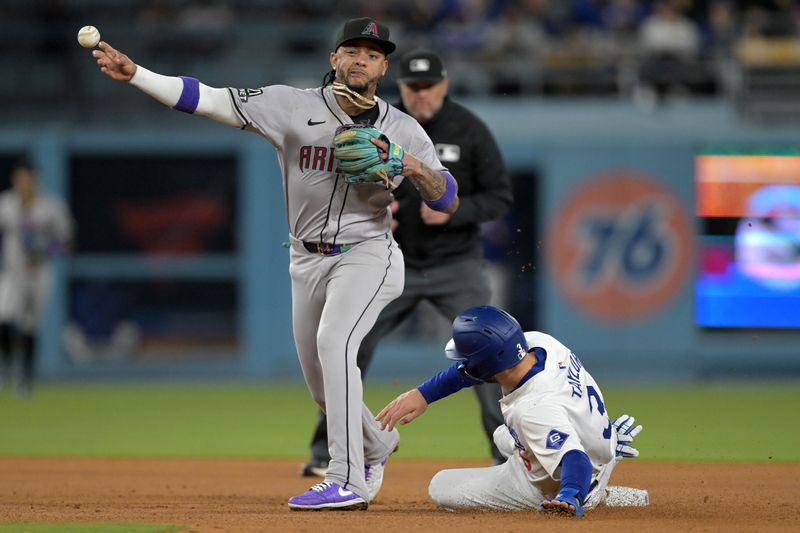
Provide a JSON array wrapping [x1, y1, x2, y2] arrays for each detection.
[[548, 171, 692, 323]]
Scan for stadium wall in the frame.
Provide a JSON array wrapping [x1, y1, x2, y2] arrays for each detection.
[[1, 99, 798, 382]]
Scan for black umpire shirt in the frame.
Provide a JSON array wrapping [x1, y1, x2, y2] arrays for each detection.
[[393, 96, 512, 269]]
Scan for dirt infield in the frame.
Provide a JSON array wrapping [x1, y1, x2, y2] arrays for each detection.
[[0, 457, 798, 532]]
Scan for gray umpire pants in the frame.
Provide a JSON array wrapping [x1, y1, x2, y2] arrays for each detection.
[[309, 256, 505, 464]]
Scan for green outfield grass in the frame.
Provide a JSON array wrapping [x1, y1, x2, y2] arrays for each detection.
[[0, 382, 798, 461]]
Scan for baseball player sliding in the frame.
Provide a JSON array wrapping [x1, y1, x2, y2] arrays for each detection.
[[90, 17, 458, 510], [377, 306, 648, 516]]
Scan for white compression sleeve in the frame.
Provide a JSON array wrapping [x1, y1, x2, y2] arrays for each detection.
[[129, 65, 243, 128]]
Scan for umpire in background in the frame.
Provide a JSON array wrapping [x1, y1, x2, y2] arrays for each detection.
[[302, 49, 513, 476]]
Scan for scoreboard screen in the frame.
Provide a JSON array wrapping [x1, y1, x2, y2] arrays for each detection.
[[696, 151, 800, 328]]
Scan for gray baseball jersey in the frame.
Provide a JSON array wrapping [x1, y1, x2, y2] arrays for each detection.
[[230, 83, 446, 501], [229, 84, 446, 243], [0, 190, 73, 332]]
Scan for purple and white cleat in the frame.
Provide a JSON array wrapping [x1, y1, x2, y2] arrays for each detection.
[[365, 457, 388, 503], [288, 481, 368, 511]]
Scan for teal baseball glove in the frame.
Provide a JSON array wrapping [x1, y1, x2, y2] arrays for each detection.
[[333, 123, 404, 187]]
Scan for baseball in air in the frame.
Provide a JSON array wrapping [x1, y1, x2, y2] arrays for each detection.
[[77, 25, 100, 48]]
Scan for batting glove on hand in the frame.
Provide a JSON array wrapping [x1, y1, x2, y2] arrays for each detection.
[[613, 414, 642, 458]]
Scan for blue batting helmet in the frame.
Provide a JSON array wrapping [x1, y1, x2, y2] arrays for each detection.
[[445, 306, 529, 382]]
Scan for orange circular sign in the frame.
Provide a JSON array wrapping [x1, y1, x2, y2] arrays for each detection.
[[548, 171, 692, 323]]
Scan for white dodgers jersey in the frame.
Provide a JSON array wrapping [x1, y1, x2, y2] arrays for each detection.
[[499, 331, 617, 497]]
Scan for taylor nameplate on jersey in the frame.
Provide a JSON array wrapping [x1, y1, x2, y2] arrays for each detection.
[[436, 144, 460, 163]]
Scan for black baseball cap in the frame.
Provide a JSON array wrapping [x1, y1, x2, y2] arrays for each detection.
[[334, 17, 396, 56], [397, 49, 447, 83]]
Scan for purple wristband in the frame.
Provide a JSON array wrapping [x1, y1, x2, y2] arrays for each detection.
[[173, 76, 200, 114], [424, 171, 457, 212]]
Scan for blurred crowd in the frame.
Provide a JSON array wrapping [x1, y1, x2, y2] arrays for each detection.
[[1, 0, 800, 122]]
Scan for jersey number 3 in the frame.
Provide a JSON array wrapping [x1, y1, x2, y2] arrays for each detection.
[[587, 385, 613, 440]]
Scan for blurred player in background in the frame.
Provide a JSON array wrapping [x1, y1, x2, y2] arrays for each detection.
[[90, 17, 459, 510], [377, 306, 648, 516], [302, 49, 512, 476], [0, 158, 74, 398]]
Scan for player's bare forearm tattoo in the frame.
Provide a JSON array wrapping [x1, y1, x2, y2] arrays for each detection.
[[406, 163, 459, 213], [406, 164, 447, 201]]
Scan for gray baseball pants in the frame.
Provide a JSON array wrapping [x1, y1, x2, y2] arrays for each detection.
[[289, 233, 402, 501]]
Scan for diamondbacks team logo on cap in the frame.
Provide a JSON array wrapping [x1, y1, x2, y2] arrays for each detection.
[[546, 429, 569, 450], [409, 58, 431, 72], [362, 21, 380, 37]]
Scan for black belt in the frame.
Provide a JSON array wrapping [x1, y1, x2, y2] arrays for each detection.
[[302, 241, 353, 256]]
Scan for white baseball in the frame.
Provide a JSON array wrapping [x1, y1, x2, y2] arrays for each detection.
[[77, 25, 100, 48]]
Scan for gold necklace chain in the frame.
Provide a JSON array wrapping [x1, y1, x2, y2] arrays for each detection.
[[332, 82, 376, 110]]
